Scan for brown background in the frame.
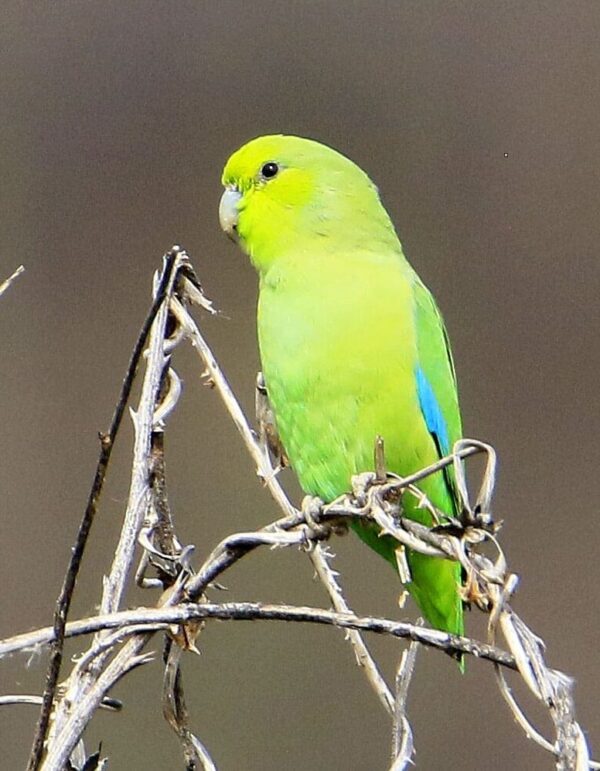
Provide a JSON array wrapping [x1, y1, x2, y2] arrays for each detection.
[[1, 2, 599, 769]]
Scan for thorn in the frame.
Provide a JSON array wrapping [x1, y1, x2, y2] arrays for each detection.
[[200, 368, 216, 388], [98, 431, 111, 449], [258, 463, 282, 484], [129, 406, 139, 428]]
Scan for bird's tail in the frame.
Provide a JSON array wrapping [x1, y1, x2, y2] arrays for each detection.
[[351, 520, 465, 670]]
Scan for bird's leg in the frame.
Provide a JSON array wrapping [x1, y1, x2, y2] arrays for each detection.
[[300, 495, 333, 549], [255, 371, 288, 482]]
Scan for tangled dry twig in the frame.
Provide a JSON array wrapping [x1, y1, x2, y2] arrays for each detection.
[[1, 248, 595, 771]]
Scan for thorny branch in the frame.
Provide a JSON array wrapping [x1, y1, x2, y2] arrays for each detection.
[[391, 638, 419, 770], [1, 248, 595, 770], [27, 248, 185, 771], [0, 603, 517, 670]]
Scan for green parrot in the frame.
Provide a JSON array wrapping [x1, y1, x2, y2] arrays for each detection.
[[219, 134, 464, 640]]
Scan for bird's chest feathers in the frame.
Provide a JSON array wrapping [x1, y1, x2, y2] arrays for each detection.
[[258, 254, 414, 387], [257, 254, 419, 495]]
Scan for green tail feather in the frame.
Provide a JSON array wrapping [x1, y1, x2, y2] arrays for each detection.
[[351, 519, 465, 671]]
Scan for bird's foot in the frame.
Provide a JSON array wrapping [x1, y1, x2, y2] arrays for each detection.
[[300, 495, 331, 549]]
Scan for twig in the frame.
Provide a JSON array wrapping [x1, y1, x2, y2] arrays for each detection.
[[163, 642, 217, 771], [0, 696, 121, 712], [98, 258, 178, 617], [491, 595, 594, 770], [184, 527, 313, 604], [391, 640, 419, 770], [0, 264, 25, 298], [44, 644, 155, 769], [169, 297, 296, 518], [40, 250, 217, 770], [0, 602, 518, 670], [35, 589, 524, 771], [0, 695, 46, 707], [39, 249, 189, 769], [309, 544, 395, 715], [27, 249, 182, 771]]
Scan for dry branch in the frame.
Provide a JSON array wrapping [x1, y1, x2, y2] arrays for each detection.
[[0, 602, 517, 669], [391, 639, 419, 770], [0, 248, 594, 770], [27, 249, 184, 770], [0, 264, 25, 298]]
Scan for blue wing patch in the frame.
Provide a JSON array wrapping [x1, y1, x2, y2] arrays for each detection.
[[416, 366, 450, 456]]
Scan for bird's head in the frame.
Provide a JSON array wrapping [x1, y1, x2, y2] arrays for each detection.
[[219, 134, 399, 272]]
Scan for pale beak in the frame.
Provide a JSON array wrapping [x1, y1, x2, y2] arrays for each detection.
[[219, 187, 242, 239]]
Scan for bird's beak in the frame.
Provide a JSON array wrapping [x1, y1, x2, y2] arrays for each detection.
[[219, 187, 242, 240]]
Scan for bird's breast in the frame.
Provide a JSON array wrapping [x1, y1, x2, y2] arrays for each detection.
[[257, 253, 426, 500]]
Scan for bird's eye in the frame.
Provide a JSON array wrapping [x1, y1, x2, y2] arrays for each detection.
[[261, 162, 279, 179]]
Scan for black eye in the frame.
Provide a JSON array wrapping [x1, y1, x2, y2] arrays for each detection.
[[261, 161, 279, 179]]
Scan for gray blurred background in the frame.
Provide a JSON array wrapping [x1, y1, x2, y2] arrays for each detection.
[[1, 2, 599, 769]]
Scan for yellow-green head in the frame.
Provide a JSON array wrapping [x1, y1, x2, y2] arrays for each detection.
[[219, 134, 401, 271]]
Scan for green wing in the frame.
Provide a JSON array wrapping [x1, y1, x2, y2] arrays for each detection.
[[407, 277, 465, 648], [413, 277, 463, 513]]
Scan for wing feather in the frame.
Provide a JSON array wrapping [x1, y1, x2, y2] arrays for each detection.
[[413, 278, 463, 511]]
